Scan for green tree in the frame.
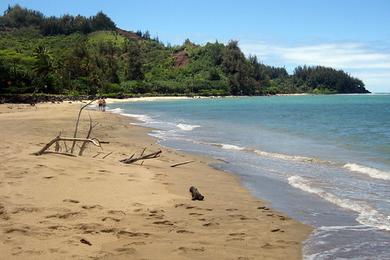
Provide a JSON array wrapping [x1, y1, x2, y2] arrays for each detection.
[[123, 40, 143, 80]]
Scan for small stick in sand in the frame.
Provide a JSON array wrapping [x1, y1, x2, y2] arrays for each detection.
[[171, 160, 195, 168], [93, 152, 103, 158], [120, 150, 161, 164], [102, 151, 113, 159], [140, 147, 147, 156]]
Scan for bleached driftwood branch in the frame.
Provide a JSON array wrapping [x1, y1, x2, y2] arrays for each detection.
[[70, 100, 94, 154], [33, 136, 106, 156], [170, 160, 195, 168], [79, 114, 99, 156]]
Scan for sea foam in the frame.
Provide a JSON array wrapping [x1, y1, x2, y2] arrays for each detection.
[[121, 113, 152, 123], [288, 176, 390, 231], [343, 163, 390, 181], [107, 107, 124, 113], [176, 123, 200, 131], [220, 144, 246, 150]]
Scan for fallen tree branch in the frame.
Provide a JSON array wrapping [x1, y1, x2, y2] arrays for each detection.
[[171, 160, 195, 168], [79, 115, 99, 156], [70, 100, 94, 154], [34, 136, 106, 156], [120, 150, 162, 164], [41, 151, 77, 157]]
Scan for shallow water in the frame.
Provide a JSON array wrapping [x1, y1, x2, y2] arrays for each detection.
[[108, 94, 390, 259]]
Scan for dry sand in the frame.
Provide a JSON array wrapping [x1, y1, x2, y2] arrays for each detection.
[[0, 102, 311, 259]]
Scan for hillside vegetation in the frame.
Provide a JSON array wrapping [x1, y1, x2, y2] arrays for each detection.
[[0, 5, 369, 97]]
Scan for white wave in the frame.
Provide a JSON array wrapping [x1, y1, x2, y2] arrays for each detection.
[[254, 149, 325, 164], [220, 144, 246, 151], [344, 163, 390, 181], [288, 176, 390, 231], [176, 123, 200, 131], [108, 107, 124, 113], [121, 113, 152, 123], [316, 225, 374, 232]]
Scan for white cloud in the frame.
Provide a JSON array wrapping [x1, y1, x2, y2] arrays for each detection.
[[239, 41, 390, 92]]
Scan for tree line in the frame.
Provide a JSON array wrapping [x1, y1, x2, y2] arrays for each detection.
[[0, 4, 116, 35], [0, 5, 369, 96]]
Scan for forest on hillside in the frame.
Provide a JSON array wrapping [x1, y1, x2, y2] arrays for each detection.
[[0, 5, 369, 97]]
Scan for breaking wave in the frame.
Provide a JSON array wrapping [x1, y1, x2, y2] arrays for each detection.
[[344, 163, 390, 181], [176, 123, 201, 131], [288, 176, 390, 231]]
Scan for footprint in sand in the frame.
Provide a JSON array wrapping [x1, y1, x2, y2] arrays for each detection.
[[78, 177, 91, 181], [177, 246, 205, 253], [227, 232, 246, 241], [176, 229, 194, 234], [0, 211, 10, 220], [46, 211, 84, 220], [116, 230, 150, 238], [153, 220, 174, 226], [63, 199, 79, 204], [81, 205, 103, 210], [261, 243, 285, 249], [102, 216, 121, 222], [11, 207, 41, 214], [202, 222, 219, 227], [229, 214, 250, 220], [128, 241, 146, 245], [276, 240, 298, 245], [47, 225, 69, 231], [115, 247, 136, 254], [189, 212, 203, 216], [107, 210, 126, 215], [75, 223, 104, 234]]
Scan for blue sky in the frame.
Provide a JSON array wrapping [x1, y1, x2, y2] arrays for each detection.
[[2, 0, 390, 92]]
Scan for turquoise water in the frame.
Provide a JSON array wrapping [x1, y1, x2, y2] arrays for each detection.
[[108, 94, 390, 259]]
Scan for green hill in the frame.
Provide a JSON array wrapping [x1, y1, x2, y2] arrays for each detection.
[[0, 5, 369, 97]]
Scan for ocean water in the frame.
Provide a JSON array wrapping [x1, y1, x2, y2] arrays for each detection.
[[108, 95, 390, 259]]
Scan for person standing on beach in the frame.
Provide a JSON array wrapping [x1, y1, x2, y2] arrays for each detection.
[[98, 98, 103, 111], [101, 98, 106, 112]]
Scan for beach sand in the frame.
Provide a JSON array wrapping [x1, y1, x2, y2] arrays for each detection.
[[0, 102, 311, 259]]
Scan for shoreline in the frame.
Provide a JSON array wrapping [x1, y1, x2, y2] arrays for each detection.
[[0, 102, 312, 259]]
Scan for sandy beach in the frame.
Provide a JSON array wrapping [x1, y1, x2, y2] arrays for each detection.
[[0, 102, 311, 259]]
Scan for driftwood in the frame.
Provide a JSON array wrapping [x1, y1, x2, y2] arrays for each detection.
[[79, 115, 99, 156], [171, 160, 195, 168], [41, 151, 77, 157], [70, 100, 94, 154], [102, 151, 113, 159], [189, 186, 204, 201], [34, 136, 105, 156], [92, 151, 103, 158], [120, 150, 162, 164]]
